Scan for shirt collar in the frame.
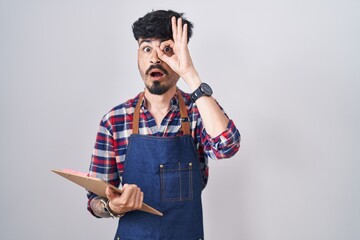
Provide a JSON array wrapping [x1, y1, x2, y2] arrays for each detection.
[[139, 90, 180, 112]]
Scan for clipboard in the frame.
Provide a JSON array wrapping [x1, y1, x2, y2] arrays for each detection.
[[52, 169, 163, 216]]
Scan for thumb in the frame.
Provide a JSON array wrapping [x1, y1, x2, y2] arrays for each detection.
[[105, 186, 119, 200]]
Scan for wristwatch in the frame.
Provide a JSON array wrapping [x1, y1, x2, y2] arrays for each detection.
[[100, 198, 125, 218], [190, 83, 213, 102]]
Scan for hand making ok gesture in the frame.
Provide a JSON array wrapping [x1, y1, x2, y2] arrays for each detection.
[[156, 16, 200, 87]]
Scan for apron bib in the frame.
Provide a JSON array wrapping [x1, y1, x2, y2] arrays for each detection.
[[114, 90, 204, 240]]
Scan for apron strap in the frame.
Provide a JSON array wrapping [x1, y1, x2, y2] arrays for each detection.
[[132, 90, 190, 135], [132, 92, 143, 135], [177, 90, 190, 135]]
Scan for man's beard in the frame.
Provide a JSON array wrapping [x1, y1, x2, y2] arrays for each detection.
[[146, 79, 176, 95], [145, 79, 177, 95]]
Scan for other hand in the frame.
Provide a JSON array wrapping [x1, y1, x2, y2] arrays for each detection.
[[105, 184, 144, 214]]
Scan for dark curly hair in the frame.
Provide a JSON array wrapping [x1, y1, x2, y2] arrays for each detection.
[[132, 10, 193, 42]]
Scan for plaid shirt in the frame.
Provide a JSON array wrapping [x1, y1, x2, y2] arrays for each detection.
[[87, 89, 240, 212]]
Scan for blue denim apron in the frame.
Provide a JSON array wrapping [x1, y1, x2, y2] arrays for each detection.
[[114, 91, 204, 240]]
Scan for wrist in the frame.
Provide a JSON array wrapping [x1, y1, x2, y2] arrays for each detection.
[[190, 82, 213, 102], [182, 69, 202, 91], [108, 201, 126, 215], [101, 199, 125, 218]]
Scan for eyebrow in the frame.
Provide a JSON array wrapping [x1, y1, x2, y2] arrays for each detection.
[[138, 38, 170, 46], [139, 39, 151, 46]]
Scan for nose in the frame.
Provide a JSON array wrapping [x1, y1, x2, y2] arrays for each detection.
[[150, 50, 162, 64]]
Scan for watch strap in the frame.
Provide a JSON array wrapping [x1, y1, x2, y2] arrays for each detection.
[[191, 87, 203, 102]]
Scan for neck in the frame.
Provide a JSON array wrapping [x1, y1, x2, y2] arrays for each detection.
[[144, 87, 177, 114]]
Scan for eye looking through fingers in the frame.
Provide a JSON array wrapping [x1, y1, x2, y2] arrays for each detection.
[[163, 46, 172, 53], [159, 40, 175, 58]]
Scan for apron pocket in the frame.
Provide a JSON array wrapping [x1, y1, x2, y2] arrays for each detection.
[[160, 162, 193, 202]]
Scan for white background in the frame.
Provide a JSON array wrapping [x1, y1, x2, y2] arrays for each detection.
[[1, 0, 359, 239]]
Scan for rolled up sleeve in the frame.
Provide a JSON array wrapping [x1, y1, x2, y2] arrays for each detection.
[[201, 119, 241, 160]]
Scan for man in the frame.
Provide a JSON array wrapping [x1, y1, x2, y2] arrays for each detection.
[[87, 10, 240, 240]]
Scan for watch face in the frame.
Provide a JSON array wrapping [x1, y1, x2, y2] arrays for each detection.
[[200, 83, 213, 95]]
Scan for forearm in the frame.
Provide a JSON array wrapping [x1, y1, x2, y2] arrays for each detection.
[[195, 96, 229, 137], [184, 71, 229, 138]]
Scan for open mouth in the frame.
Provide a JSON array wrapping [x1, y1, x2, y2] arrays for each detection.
[[149, 69, 165, 78]]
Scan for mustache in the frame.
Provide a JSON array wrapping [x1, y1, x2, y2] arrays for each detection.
[[145, 64, 169, 75]]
